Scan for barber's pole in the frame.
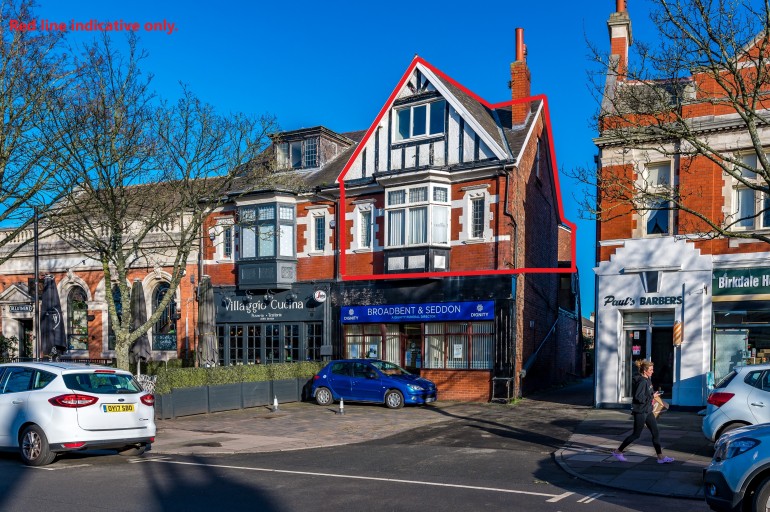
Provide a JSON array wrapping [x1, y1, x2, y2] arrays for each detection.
[[673, 321, 683, 346]]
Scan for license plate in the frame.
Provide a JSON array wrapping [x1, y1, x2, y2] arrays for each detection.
[[426, 397, 436, 403], [102, 404, 135, 413]]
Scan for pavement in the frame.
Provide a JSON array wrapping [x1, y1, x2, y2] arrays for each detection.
[[150, 380, 713, 500]]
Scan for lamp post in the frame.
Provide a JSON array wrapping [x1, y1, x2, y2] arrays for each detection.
[[33, 207, 40, 359]]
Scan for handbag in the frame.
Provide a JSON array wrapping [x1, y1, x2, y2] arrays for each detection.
[[652, 395, 670, 418]]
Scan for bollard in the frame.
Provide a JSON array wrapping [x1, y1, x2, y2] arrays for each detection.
[[338, 397, 345, 415], [272, 395, 279, 412]]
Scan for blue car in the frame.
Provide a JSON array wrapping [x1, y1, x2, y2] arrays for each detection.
[[311, 359, 437, 409]]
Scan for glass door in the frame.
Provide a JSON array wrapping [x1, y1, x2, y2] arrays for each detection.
[[403, 324, 422, 373]]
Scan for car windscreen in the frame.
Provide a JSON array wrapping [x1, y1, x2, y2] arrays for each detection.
[[63, 372, 143, 394], [370, 360, 411, 376]]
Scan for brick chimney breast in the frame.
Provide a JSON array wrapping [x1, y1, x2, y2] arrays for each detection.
[[510, 27, 531, 126], [607, 1, 633, 80]]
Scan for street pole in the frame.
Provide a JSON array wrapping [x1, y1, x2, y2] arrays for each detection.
[[33, 207, 40, 359]]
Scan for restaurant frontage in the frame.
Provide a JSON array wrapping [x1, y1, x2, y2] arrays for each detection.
[[213, 283, 333, 365]]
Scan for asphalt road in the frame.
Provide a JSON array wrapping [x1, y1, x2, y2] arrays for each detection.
[[0, 379, 711, 512]]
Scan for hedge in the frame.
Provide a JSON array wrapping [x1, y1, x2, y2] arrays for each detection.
[[154, 361, 325, 395]]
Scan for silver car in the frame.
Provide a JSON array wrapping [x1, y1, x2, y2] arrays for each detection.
[[703, 363, 770, 442], [0, 362, 156, 466], [704, 423, 770, 511]]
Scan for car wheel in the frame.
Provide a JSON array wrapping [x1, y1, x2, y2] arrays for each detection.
[[117, 444, 147, 457], [752, 476, 770, 512], [315, 387, 334, 406], [384, 390, 404, 409], [20, 425, 56, 467], [718, 422, 749, 441]]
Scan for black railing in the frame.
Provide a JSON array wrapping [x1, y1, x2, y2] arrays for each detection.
[[0, 357, 116, 366]]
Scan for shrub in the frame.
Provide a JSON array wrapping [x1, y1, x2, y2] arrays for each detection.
[[154, 361, 325, 395]]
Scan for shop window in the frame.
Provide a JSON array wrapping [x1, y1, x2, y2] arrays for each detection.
[[306, 323, 323, 361], [265, 324, 280, 363], [152, 283, 177, 351], [344, 324, 399, 363], [284, 324, 299, 362], [67, 286, 88, 351], [424, 322, 494, 369]]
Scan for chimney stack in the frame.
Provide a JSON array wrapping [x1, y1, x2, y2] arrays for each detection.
[[510, 27, 531, 126], [608, 0, 632, 80]]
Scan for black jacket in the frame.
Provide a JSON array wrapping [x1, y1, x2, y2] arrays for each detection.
[[630, 374, 654, 414]]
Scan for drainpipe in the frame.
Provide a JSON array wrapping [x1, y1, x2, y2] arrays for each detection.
[[313, 187, 340, 281]]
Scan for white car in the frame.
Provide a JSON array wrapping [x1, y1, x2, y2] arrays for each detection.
[[704, 424, 770, 511], [703, 363, 770, 442], [0, 362, 156, 466]]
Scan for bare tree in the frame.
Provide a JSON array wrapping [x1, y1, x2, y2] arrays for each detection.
[[44, 34, 279, 370], [572, 0, 770, 242], [0, 0, 69, 260]]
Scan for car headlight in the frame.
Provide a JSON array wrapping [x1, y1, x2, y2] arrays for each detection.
[[407, 384, 425, 392], [714, 438, 760, 461]]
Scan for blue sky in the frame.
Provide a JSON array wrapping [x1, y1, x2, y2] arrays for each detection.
[[31, 0, 662, 315]]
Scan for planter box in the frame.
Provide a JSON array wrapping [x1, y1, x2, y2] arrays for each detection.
[[242, 381, 270, 408], [271, 379, 299, 403], [208, 383, 242, 413], [155, 393, 173, 420], [171, 386, 209, 418]]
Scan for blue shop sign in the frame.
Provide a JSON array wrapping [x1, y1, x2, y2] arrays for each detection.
[[341, 301, 495, 324]]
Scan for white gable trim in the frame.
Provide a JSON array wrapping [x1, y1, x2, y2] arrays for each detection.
[[513, 100, 544, 165], [416, 63, 508, 161]]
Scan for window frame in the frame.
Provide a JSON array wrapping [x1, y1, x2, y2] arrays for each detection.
[[384, 184, 450, 249], [640, 161, 674, 237], [238, 203, 296, 260], [67, 286, 88, 351], [732, 152, 770, 231], [276, 138, 319, 169], [394, 99, 446, 142]]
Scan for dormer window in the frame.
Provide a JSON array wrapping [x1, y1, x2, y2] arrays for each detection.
[[277, 138, 319, 169], [395, 100, 446, 141]]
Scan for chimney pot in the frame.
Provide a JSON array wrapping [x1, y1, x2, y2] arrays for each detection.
[[515, 28, 525, 62], [616, 0, 626, 12]]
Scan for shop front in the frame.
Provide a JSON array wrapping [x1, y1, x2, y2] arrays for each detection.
[[712, 266, 770, 384], [213, 284, 332, 365], [595, 237, 712, 408], [335, 276, 515, 402]]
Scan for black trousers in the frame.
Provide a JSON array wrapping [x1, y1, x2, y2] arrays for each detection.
[[618, 411, 662, 455]]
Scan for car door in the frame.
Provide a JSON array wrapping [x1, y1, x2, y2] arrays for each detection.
[[350, 362, 384, 402], [325, 362, 353, 399], [745, 370, 770, 424], [0, 367, 34, 446]]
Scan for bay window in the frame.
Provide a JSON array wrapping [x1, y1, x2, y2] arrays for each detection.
[[239, 203, 296, 259], [385, 184, 450, 247]]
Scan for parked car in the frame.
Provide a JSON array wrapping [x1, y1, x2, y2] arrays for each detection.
[[703, 363, 770, 442], [0, 361, 156, 466], [311, 359, 437, 409], [704, 423, 770, 511]]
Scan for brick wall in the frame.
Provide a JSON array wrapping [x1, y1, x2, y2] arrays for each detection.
[[421, 369, 492, 402]]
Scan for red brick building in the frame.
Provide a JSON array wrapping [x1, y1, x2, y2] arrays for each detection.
[[594, 1, 770, 407], [203, 32, 578, 401]]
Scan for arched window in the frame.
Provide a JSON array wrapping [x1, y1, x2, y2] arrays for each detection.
[[152, 283, 177, 351], [67, 286, 88, 350], [107, 284, 122, 350]]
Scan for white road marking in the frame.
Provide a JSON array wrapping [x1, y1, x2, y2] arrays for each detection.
[[26, 463, 92, 471], [142, 458, 568, 500], [128, 456, 170, 464], [546, 491, 574, 502], [577, 493, 603, 503]]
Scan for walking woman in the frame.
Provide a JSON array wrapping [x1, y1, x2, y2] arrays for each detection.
[[612, 359, 675, 464]]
